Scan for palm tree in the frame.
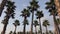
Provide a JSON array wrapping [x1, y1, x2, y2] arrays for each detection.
[[45, 0, 59, 34], [35, 10, 44, 34], [27, 0, 39, 34], [33, 20, 39, 34], [1, 1, 16, 34], [54, 0, 60, 17], [0, 0, 8, 16], [13, 20, 20, 34], [43, 20, 50, 34], [20, 9, 30, 34]]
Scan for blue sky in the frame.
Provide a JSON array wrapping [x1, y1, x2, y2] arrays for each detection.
[[0, 0, 55, 34]]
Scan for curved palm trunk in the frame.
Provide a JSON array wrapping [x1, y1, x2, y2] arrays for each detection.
[[23, 16, 27, 34], [39, 18, 42, 34], [35, 26, 37, 34], [53, 14, 59, 34], [46, 26, 48, 34], [14, 26, 17, 34], [0, 0, 7, 16], [1, 16, 9, 34], [30, 11, 34, 34]]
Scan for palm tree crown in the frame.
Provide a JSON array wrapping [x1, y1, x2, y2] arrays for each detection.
[[13, 20, 20, 26], [45, 0, 57, 16], [27, 0, 39, 12], [21, 9, 30, 17], [3, 1, 16, 21], [43, 20, 50, 27], [33, 20, 39, 27], [36, 10, 44, 19]]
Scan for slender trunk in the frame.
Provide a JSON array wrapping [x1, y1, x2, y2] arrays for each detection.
[[46, 26, 48, 34], [39, 18, 42, 34], [1, 16, 9, 34], [23, 24, 26, 34], [1, 23, 8, 34], [0, 0, 7, 16], [14, 26, 17, 34], [15, 26, 17, 33], [23, 16, 26, 34], [53, 15, 59, 34], [35, 26, 37, 34], [30, 11, 34, 34]]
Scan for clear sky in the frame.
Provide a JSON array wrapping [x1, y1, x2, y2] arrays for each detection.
[[0, 0, 55, 34]]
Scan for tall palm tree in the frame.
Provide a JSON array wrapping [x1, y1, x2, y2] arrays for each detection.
[[13, 20, 20, 34], [0, 0, 8, 16], [45, 0, 59, 34], [1, 1, 16, 34], [20, 9, 30, 34], [33, 20, 39, 34], [35, 10, 44, 34], [43, 20, 50, 34], [27, 0, 39, 34], [54, 0, 60, 17]]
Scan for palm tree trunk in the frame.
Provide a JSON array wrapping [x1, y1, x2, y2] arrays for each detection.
[[14, 26, 17, 34], [39, 18, 42, 34], [1, 23, 8, 34], [53, 15, 59, 34], [23, 16, 27, 34], [23, 24, 26, 34], [1, 16, 9, 34], [54, 0, 60, 34], [46, 26, 48, 34], [0, 0, 7, 16], [30, 11, 34, 34], [35, 26, 37, 34]]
